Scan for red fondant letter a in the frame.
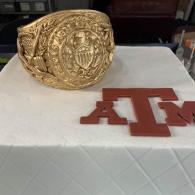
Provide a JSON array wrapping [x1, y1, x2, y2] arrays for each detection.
[[159, 101, 195, 126], [80, 101, 127, 124]]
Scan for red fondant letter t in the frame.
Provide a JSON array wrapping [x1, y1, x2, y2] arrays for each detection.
[[103, 88, 178, 136]]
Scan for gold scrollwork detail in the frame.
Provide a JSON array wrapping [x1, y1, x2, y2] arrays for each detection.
[[17, 10, 115, 89]]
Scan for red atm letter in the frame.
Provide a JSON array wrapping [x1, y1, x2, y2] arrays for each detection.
[[80, 101, 127, 125], [159, 101, 195, 126], [103, 88, 178, 136]]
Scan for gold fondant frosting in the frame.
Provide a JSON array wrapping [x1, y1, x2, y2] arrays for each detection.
[[17, 10, 115, 89]]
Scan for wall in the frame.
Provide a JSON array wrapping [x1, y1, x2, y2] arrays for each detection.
[[54, 0, 91, 10]]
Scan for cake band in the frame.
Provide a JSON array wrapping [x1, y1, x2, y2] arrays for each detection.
[[17, 10, 115, 89]]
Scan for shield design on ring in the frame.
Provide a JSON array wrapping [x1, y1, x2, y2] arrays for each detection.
[[75, 45, 94, 69]]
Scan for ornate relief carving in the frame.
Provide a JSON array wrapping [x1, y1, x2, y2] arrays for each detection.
[[17, 10, 115, 89]]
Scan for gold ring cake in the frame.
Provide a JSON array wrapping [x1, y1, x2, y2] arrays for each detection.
[[17, 10, 115, 89]]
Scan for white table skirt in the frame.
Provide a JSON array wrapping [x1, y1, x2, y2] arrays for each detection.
[[0, 46, 195, 195]]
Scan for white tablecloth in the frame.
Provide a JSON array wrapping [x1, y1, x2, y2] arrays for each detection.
[[0, 46, 195, 195]]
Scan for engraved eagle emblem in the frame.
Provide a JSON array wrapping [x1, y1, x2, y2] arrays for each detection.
[[74, 31, 94, 70]]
